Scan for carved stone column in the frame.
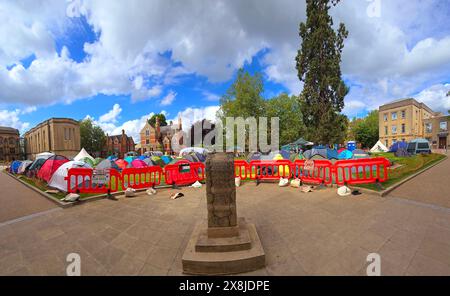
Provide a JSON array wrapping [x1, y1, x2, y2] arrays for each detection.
[[182, 152, 265, 275]]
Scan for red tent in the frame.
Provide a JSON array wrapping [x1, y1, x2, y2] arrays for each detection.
[[37, 155, 69, 183], [115, 159, 128, 170], [131, 159, 147, 168]]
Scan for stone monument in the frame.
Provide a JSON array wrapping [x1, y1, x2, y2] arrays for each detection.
[[182, 152, 265, 275]]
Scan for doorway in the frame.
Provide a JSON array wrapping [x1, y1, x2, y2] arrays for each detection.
[[439, 137, 447, 149]]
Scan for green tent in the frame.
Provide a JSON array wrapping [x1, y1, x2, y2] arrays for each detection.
[[82, 157, 94, 167], [93, 157, 104, 167]]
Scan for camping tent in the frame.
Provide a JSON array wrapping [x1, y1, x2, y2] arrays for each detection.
[[182, 154, 197, 163], [247, 152, 262, 162], [161, 155, 173, 164], [131, 159, 147, 168], [179, 147, 210, 156], [143, 158, 154, 166], [124, 156, 136, 163], [36, 152, 55, 160], [93, 158, 104, 166], [37, 155, 69, 182], [138, 155, 148, 160], [27, 158, 47, 177], [352, 149, 369, 159], [107, 155, 118, 161], [370, 140, 389, 153], [194, 152, 206, 162], [18, 160, 33, 174], [326, 149, 339, 160], [74, 148, 94, 162], [115, 159, 128, 170], [389, 141, 408, 153], [338, 149, 353, 160], [150, 156, 165, 166], [48, 161, 92, 192], [395, 148, 410, 157], [82, 157, 95, 167], [303, 148, 327, 159], [96, 159, 120, 170], [407, 138, 431, 155], [10, 161, 22, 174]]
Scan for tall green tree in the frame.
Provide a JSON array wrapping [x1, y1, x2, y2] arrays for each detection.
[[351, 110, 379, 148], [218, 69, 266, 150], [265, 93, 306, 145], [296, 0, 349, 144], [148, 113, 168, 127], [218, 69, 265, 119], [80, 118, 106, 155]]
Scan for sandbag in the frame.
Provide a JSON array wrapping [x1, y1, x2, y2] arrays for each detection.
[[125, 187, 136, 198], [290, 179, 301, 188], [278, 177, 289, 187]]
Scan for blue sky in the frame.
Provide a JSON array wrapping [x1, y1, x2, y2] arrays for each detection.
[[1, 0, 449, 141]]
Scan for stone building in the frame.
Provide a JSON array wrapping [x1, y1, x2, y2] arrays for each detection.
[[379, 98, 439, 148], [23, 118, 80, 159], [139, 116, 183, 155], [424, 115, 450, 150], [102, 129, 135, 158], [0, 126, 20, 162]]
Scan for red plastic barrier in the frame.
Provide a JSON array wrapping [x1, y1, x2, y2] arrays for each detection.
[[334, 157, 390, 186], [249, 160, 291, 182], [66, 168, 121, 194], [291, 159, 333, 185], [234, 160, 249, 179], [122, 166, 163, 189], [164, 160, 205, 186]]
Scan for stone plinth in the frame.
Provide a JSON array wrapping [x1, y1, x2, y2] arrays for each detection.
[[181, 152, 265, 275]]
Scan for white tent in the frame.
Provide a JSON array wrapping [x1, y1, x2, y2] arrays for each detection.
[[370, 140, 389, 153], [74, 148, 94, 162], [179, 147, 210, 156], [36, 152, 55, 160], [18, 160, 33, 174], [48, 161, 92, 192]]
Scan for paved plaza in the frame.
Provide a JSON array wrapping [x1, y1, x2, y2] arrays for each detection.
[[1, 178, 450, 276]]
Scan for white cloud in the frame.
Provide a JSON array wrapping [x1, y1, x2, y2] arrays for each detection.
[[414, 84, 450, 113], [202, 91, 221, 102], [99, 103, 122, 123], [0, 109, 30, 132], [160, 91, 177, 106], [0, 0, 449, 117]]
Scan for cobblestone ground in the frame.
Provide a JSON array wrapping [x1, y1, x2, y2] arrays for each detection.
[[1, 182, 450, 276]]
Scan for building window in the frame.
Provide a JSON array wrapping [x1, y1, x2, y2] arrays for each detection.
[[10, 148, 15, 154], [146, 129, 150, 136], [440, 121, 448, 131], [383, 114, 388, 121], [393, 139, 397, 144], [392, 125, 397, 134], [391, 112, 397, 120], [425, 123, 432, 133], [385, 126, 388, 135], [146, 139, 150, 144], [401, 110, 406, 119], [401, 124, 405, 134]]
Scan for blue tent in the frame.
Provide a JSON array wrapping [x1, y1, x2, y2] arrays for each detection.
[[327, 149, 339, 160], [338, 150, 353, 160], [161, 155, 173, 164], [124, 156, 136, 163], [138, 155, 148, 160], [107, 155, 118, 161], [10, 160, 22, 174], [389, 141, 408, 153]]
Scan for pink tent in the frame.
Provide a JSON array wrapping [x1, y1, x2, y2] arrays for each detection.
[[131, 159, 147, 168]]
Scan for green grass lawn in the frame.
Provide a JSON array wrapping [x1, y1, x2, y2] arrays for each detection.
[[355, 152, 446, 191]]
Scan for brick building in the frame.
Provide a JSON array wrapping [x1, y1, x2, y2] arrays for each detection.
[[103, 129, 135, 158], [0, 126, 20, 162], [139, 116, 183, 155]]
